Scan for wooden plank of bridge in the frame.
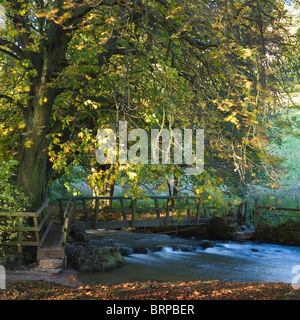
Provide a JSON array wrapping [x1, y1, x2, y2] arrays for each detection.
[[37, 223, 65, 260]]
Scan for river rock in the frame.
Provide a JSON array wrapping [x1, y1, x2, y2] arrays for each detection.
[[234, 230, 255, 241], [39, 259, 64, 269], [66, 243, 125, 272], [133, 247, 149, 254], [198, 241, 214, 250], [35, 266, 63, 274], [177, 245, 190, 252], [119, 247, 133, 256]]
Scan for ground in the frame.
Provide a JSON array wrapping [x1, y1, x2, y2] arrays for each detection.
[[1, 269, 300, 300]]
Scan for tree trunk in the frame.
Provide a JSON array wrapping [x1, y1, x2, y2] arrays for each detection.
[[16, 29, 70, 210], [17, 84, 56, 211]]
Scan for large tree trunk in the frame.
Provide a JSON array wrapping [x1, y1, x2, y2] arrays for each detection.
[[7, 4, 97, 211], [16, 43, 68, 210], [17, 84, 57, 210]]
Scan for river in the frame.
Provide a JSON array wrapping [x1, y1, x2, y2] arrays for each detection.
[[78, 230, 300, 285]]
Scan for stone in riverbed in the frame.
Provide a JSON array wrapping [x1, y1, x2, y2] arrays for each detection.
[[133, 247, 149, 254], [39, 259, 64, 269], [198, 241, 215, 250]]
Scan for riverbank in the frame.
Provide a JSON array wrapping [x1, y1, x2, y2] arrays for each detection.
[[1, 278, 299, 300], [5, 268, 81, 287]]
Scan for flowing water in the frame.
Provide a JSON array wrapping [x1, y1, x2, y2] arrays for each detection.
[[78, 230, 300, 285]]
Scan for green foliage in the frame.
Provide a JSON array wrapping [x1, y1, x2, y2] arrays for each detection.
[[0, 160, 29, 256], [50, 165, 91, 200], [0, 160, 29, 212], [0, 0, 299, 210]]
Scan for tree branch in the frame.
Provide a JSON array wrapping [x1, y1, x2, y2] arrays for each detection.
[[0, 47, 21, 60], [0, 38, 24, 59], [0, 93, 25, 111], [136, 1, 220, 50]]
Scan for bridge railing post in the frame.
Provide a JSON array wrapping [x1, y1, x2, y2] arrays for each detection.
[[120, 198, 127, 221], [165, 198, 170, 226], [186, 198, 190, 219], [131, 198, 137, 227], [94, 198, 100, 229], [154, 198, 160, 219], [82, 199, 89, 222], [196, 199, 201, 224]]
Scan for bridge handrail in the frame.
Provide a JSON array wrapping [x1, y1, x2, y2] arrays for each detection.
[[57, 195, 202, 201], [57, 195, 221, 229], [0, 198, 52, 253], [61, 198, 73, 247], [254, 199, 300, 229]]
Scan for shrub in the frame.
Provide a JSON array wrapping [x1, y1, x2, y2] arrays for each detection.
[[0, 160, 29, 257]]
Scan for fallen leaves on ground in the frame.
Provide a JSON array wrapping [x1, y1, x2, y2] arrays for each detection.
[[0, 280, 299, 300]]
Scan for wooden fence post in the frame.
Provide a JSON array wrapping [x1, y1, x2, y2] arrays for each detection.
[[94, 198, 99, 229], [83, 199, 89, 222], [186, 198, 190, 219], [196, 200, 201, 225], [33, 215, 39, 246], [243, 201, 248, 224], [154, 198, 160, 219], [17, 217, 23, 254], [120, 198, 127, 221], [72, 199, 77, 223], [255, 199, 259, 230], [131, 199, 137, 227], [165, 199, 170, 226]]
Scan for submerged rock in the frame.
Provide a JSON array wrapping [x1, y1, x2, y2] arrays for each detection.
[[133, 247, 149, 254], [198, 241, 215, 250]]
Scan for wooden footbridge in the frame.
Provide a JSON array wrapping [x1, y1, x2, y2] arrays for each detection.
[[2, 196, 299, 263], [0, 196, 215, 261], [57, 196, 214, 230]]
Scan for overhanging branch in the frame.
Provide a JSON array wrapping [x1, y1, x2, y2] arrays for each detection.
[[0, 94, 25, 111], [0, 38, 24, 59]]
